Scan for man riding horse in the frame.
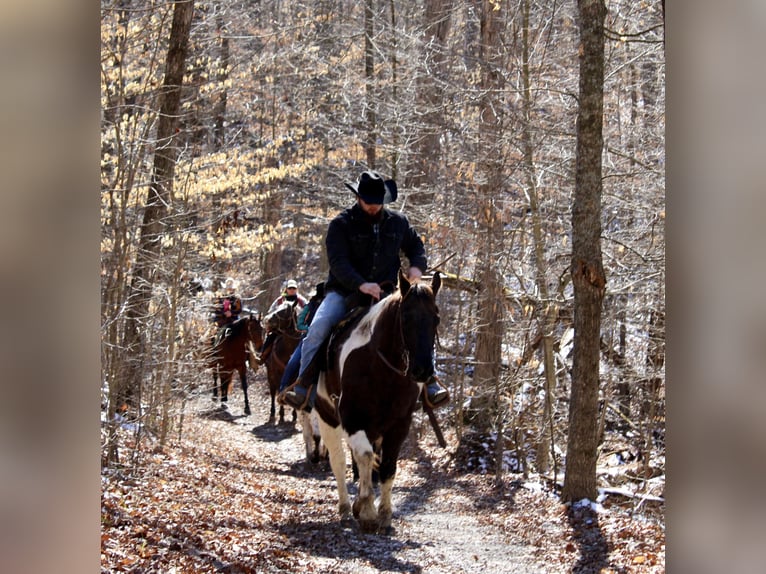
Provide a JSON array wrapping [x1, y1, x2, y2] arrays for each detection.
[[258, 278, 308, 365], [280, 170, 449, 411], [212, 277, 243, 345]]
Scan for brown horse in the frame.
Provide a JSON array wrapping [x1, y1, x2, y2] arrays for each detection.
[[262, 301, 302, 423], [209, 314, 264, 416], [315, 270, 441, 532]]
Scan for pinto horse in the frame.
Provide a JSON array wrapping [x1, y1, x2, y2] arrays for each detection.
[[263, 302, 303, 423], [315, 270, 441, 532], [208, 314, 264, 416]]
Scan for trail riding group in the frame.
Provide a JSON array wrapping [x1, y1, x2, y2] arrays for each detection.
[[201, 171, 450, 533]]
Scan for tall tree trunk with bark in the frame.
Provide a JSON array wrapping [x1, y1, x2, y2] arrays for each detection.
[[407, 0, 454, 201], [562, 0, 607, 503], [471, 0, 505, 427], [520, 0, 557, 474], [364, 0, 377, 168], [213, 8, 230, 150], [111, 0, 195, 463]]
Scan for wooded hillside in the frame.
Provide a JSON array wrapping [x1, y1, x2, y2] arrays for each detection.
[[101, 0, 664, 540]]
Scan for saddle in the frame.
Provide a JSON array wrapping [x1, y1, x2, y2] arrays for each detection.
[[292, 284, 397, 389]]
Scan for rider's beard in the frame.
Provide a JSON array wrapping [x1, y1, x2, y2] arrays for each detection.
[[363, 209, 384, 225]]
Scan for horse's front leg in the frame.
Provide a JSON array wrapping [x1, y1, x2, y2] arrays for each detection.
[[378, 477, 394, 530], [377, 419, 411, 531], [348, 430, 378, 532], [271, 394, 279, 422], [318, 417, 351, 520], [212, 367, 219, 401], [239, 366, 251, 416], [219, 371, 231, 409]]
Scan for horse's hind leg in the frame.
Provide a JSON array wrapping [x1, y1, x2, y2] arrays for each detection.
[[347, 430, 378, 532], [318, 417, 352, 520], [299, 411, 315, 464], [299, 410, 323, 464]]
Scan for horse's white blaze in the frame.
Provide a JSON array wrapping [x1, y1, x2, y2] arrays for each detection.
[[338, 297, 392, 380]]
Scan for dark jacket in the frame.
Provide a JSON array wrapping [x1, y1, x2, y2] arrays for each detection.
[[324, 203, 427, 296]]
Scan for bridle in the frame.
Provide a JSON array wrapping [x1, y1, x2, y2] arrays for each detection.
[[375, 286, 419, 379], [271, 303, 302, 340]]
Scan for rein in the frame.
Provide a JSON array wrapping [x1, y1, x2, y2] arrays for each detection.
[[377, 348, 408, 377], [375, 291, 411, 378]]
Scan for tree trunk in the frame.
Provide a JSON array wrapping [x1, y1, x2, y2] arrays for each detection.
[[562, 0, 607, 503], [213, 9, 230, 150], [364, 0, 377, 168], [471, 0, 505, 427], [519, 0, 557, 475], [113, 0, 195, 438], [407, 0, 454, 200]]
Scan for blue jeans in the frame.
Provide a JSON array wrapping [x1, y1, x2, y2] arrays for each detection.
[[279, 338, 303, 393], [298, 290, 348, 379]]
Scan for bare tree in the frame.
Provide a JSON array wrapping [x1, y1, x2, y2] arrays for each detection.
[[109, 0, 195, 463], [364, 0, 377, 167], [213, 6, 231, 150], [471, 0, 506, 427], [562, 0, 607, 502], [406, 0, 454, 200]]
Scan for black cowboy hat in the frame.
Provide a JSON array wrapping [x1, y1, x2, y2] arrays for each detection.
[[344, 170, 398, 205]]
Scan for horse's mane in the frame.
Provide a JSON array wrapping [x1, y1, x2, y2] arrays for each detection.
[[357, 282, 434, 332], [228, 316, 248, 335]]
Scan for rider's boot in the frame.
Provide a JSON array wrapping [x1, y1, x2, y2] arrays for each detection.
[[424, 374, 450, 408], [280, 368, 318, 412]]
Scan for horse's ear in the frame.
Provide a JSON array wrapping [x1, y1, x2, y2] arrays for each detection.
[[431, 271, 441, 297], [399, 268, 411, 297]]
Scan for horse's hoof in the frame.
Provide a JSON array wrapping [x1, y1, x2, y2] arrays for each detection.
[[244, 407, 251, 416], [340, 515, 354, 528], [359, 519, 379, 534]]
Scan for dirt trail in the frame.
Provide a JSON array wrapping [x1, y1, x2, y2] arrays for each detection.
[[103, 379, 664, 573], [186, 389, 550, 574]]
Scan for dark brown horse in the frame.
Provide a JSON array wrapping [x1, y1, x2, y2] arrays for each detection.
[[209, 314, 264, 416], [315, 270, 441, 532], [263, 301, 303, 422]]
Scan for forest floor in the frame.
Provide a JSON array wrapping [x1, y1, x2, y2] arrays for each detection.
[[101, 384, 665, 573]]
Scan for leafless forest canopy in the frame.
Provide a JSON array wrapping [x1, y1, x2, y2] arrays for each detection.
[[101, 0, 664, 495]]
